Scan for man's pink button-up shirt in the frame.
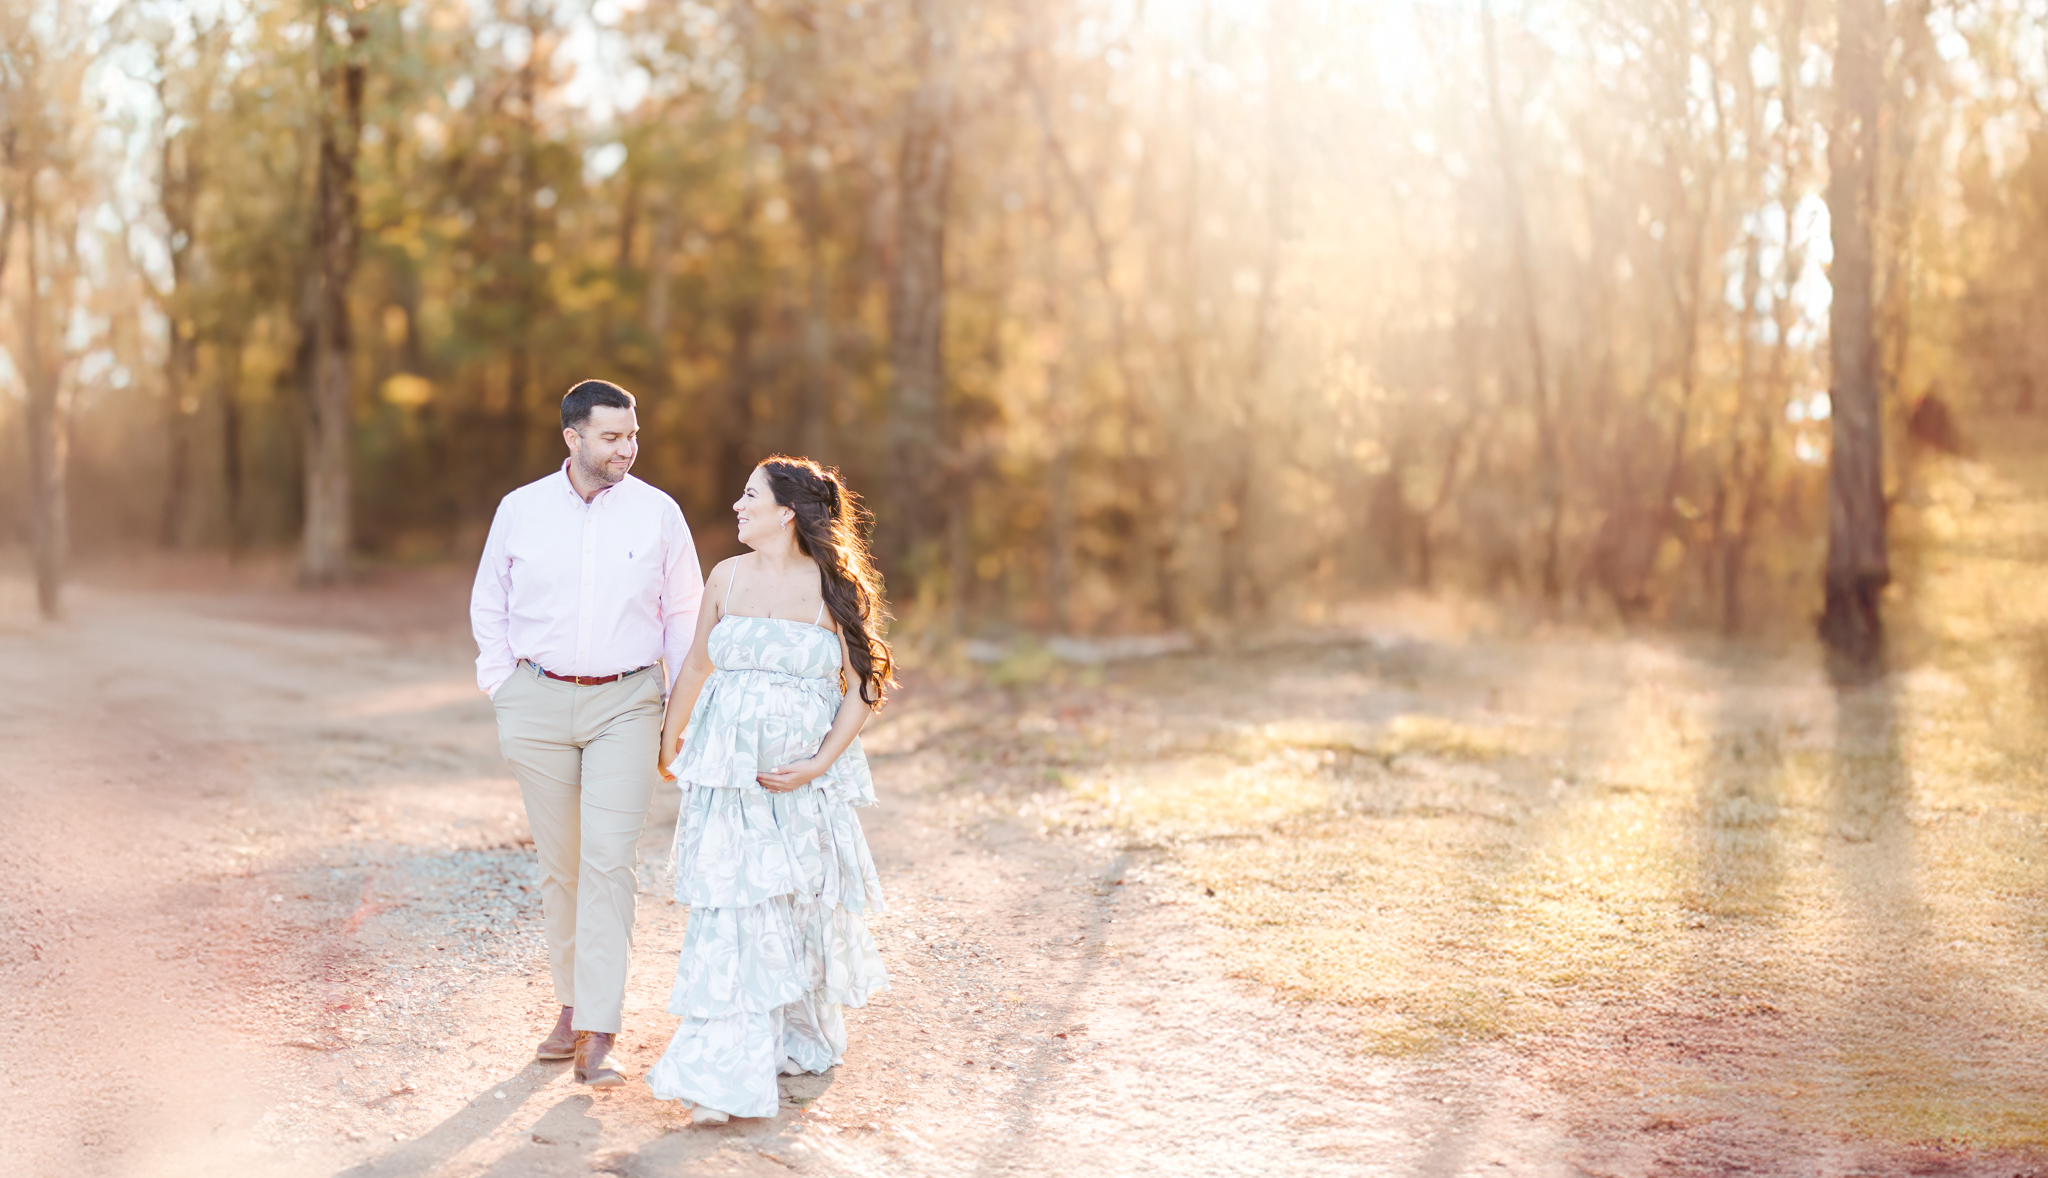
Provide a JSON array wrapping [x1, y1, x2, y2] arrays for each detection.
[[469, 463, 705, 698]]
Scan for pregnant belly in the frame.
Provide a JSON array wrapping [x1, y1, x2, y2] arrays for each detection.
[[731, 679, 835, 769]]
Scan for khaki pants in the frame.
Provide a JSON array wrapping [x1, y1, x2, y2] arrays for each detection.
[[492, 662, 663, 1034]]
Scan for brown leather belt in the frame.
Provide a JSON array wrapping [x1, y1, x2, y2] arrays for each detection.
[[529, 661, 656, 687]]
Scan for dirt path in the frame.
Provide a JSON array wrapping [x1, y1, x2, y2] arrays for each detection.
[[8, 415, 2048, 1178], [0, 567, 1440, 1178]]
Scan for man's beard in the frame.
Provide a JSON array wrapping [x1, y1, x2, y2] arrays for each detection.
[[575, 452, 627, 487]]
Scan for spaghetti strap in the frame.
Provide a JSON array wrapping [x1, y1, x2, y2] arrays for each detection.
[[813, 598, 826, 627], [724, 558, 742, 612]]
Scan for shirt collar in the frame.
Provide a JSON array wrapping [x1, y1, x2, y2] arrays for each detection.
[[557, 459, 627, 506]]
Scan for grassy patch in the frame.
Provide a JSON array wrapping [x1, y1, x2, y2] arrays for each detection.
[[987, 418, 2048, 1149]]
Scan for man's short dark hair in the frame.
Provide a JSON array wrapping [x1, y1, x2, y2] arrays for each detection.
[[561, 380, 636, 431]]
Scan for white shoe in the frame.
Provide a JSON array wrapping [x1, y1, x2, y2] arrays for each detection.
[[690, 1105, 730, 1126], [779, 1058, 806, 1076]]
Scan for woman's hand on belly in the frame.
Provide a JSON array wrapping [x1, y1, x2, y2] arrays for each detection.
[[757, 757, 825, 793]]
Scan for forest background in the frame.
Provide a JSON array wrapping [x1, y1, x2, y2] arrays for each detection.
[[1, 0, 2043, 644]]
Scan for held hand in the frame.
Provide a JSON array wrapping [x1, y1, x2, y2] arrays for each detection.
[[658, 728, 683, 782], [756, 758, 824, 794]]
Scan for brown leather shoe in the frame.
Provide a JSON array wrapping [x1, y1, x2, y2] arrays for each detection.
[[574, 1030, 626, 1088], [536, 1006, 576, 1061]]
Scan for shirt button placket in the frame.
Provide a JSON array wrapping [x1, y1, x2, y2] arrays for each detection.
[[576, 504, 596, 674]]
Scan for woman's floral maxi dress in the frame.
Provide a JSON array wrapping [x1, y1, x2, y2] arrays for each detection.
[[646, 614, 889, 1117]]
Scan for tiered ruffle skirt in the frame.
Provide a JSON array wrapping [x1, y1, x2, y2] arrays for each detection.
[[645, 667, 888, 1118]]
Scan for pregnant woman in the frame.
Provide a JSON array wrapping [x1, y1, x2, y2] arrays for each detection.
[[648, 455, 895, 1124]]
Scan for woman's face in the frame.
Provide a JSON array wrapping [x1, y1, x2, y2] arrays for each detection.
[[733, 467, 792, 550]]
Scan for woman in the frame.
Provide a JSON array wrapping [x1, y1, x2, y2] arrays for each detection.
[[647, 456, 895, 1124]]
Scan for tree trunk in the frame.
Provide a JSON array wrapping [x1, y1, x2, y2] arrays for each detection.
[[19, 182, 66, 619], [1819, 0, 1888, 665], [156, 59, 205, 549], [946, 485, 970, 639], [222, 340, 246, 559], [1717, 5, 1766, 637], [1026, 46, 1168, 623], [0, 151, 13, 297], [300, 0, 365, 584], [885, 0, 955, 583], [1039, 169, 1075, 632], [1218, 0, 1295, 621], [643, 194, 674, 362], [1481, 0, 1564, 602], [506, 3, 542, 480], [718, 301, 759, 505], [796, 163, 835, 461], [1721, 222, 1766, 636], [162, 326, 199, 547]]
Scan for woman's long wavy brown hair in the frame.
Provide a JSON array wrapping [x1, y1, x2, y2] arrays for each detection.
[[757, 456, 897, 707]]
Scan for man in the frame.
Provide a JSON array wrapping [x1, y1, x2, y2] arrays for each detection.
[[470, 379, 703, 1087]]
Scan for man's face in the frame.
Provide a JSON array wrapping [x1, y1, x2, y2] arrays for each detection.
[[565, 405, 639, 487]]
